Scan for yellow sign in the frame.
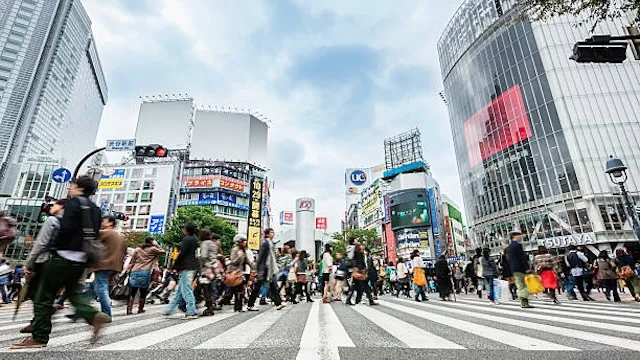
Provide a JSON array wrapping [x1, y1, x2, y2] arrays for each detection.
[[98, 179, 124, 189], [248, 226, 261, 250]]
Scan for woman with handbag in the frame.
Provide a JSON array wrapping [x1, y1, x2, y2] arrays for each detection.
[[534, 246, 559, 304], [227, 234, 250, 312], [295, 251, 313, 303], [411, 250, 428, 302], [126, 237, 165, 314], [352, 243, 377, 305], [615, 248, 640, 301], [595, 250, 620, 302]]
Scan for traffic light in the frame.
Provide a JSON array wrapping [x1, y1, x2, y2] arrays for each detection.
[[134, 144, 168, 158], [570, 35, 627, 63], [113, 212, 129, 222]]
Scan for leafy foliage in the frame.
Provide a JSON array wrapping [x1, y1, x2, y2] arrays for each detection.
[[519, 0, 640, 30], [121, 230, 151, 248], [328, 228, 382, 257], [163, 206, 237, 255]]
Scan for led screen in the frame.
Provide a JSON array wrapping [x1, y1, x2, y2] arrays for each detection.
[[463, 84, 532, 167], [391, 200, 430, 229]]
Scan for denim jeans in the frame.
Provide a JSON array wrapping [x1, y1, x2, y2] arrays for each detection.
[[566, 274, 576, 298], [91, 270, 113, 317], [260, 282, 268, 301], [0, 283, 8, 303], [485, 277, 496, 301], [165, 270, 197, 316]]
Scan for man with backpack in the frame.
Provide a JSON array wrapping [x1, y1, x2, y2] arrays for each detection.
[[564, 245, 593, 301], [11, 176, 110, 349]]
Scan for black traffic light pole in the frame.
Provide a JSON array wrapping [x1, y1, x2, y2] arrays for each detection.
[[72, 146, 106, 181]]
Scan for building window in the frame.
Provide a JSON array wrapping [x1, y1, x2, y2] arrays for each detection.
[[112, 193, 125, 204], [135, 218, 149, 230], [141, 192, 153, 203], [143, 180, 154, 190], [124, 206, 136, 216], [138, 205, 150, 215], [144, 168, 156, 178], [127, 193, 138, 203], [131, 168, 143, 179], [129, 180, 141, 190]]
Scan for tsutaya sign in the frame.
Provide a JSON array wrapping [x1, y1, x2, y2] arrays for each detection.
[[537, 233, 596, 249]]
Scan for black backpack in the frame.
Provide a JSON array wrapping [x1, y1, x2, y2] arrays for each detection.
[[566, 252, 585, 269], [78, 197, 104, 267]]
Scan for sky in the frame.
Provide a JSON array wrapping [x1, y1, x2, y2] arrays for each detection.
[[84, 0, 465, 233]]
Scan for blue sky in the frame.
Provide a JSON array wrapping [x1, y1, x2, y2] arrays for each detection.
[[85, 0, 464, 232]]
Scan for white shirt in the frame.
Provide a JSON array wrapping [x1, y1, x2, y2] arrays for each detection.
[[322, 252, 333, 274], [412, 256, 425, 269], [397, 262, 408, 279]]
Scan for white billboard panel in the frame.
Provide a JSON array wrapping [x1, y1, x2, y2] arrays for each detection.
[[190, 111, 268, 168], [135, 100, 194, 149]]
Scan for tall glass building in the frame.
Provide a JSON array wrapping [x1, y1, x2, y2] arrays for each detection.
[[0, 0, 108, 194], [438, 0, 640, 256]]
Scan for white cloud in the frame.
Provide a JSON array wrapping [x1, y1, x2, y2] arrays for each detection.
[[84, 0, 466, 234]]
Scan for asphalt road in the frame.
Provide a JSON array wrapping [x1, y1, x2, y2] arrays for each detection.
[[0, 291, 638, 360]]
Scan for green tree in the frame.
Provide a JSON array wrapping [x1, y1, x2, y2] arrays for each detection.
[[329, 231, 347, 257], [121, 230, 150, 248], [328, 229, 383, 257], [163, 207, 237, 255], [520, 1, 639, 29]]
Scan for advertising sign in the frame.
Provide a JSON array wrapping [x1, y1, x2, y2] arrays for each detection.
[[98, 168, 125, 189], [177, 192, 248, 209], [219, 176, 246, 192], [148, 215, 165, 235], [390, 199, 430, 230], [537, 232, 595, 249], [463, 84, 532, 167], [345, 168, 371, 194], [427, 188, 439, 235], [315, 217, 327, 230], [247, 177, 264, 251], [395, 228, 431, 259], [184, 176, 215, 188], [106, 139, 136, 152], [384, 223, 397, 261], [280, 211, 294, 225], [296, 198, 315, 212]]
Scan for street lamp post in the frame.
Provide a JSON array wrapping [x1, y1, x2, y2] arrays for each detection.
[[605, 156, 640, 242]]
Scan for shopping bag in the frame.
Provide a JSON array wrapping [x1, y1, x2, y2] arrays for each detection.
[[413, 268, 426, 287], [524, 274, 544, 294], [109, 273, 131, 300], [493, 279, 501, 300], [499, 279, 511, 301]]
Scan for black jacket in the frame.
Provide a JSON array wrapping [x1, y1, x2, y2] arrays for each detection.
[[366, 255, 377, 276], [435, 259, 450, 278], [51, 196, 101, 252], [500, 254, 513, 277], [174, 235, 198, 271], [353, 251, 366, 271], [255, 239, 271, 280], [507, 241, 529, 273]]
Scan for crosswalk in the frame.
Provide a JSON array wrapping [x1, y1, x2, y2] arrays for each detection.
[[0, 295, 638, 357]]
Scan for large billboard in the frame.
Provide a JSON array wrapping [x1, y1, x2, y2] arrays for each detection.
[[135, 99, 194, 150], [181, 175, 248, 192], [390, 199, 430, 229], [190, 111, 268, 168], [463, 84, 532, 167], [395, 228, 431, 260], [315, 217, 327, 230]]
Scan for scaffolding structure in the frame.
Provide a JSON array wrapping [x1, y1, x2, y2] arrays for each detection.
[[384, 128, 425, 170]]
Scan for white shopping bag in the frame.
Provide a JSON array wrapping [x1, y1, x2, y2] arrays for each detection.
[[499, 279, 511, 301]]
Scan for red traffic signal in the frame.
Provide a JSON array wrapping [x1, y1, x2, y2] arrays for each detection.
[[134, 144, 168, 158]]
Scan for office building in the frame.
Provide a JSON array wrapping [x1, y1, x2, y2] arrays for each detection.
[[0, 0, 108, 193], [439, 0, 640, 255]]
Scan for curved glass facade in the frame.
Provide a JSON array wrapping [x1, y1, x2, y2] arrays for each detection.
[[439, 1, 640, 254]]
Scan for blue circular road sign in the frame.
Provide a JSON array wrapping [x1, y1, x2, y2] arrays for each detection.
[[52, 167, 72, 183]]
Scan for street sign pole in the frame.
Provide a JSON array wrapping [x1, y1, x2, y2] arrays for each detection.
[[72, 147, 106, 181]]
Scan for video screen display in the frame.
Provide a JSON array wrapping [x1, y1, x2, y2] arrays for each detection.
[[390, 200, 430, 229], [463, 84, 532, 167]]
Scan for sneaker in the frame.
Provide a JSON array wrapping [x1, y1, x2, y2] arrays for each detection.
[[182, 315, 199, 320], [10, 337, 46, 349], [90, 312, 111, 344], [259, 300, 268, 306], [247, 306, 259, 312], [19, 324, 32, 334], [276, 304, 285, 310]]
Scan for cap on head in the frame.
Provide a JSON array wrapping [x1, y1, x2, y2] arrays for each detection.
[[233, 234, 247, 243]]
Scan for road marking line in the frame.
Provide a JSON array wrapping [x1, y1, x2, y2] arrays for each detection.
[[380, 300, 575, 351], [92, 313, 236, 351], [458, 300, 640, 324], [195, 307, 287, 348], [354, 304, 464, 349], [462, 298, 640, 319], [297, 301, 322, 360], [390, 298, 640, 351], [428, 298, 640, 334]]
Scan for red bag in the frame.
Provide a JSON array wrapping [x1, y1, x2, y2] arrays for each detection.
[[151, 268, 162, 283]]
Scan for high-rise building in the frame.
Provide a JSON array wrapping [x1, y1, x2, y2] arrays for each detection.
[[439, 1, 640, 255], [0, 0, 107, 194]]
